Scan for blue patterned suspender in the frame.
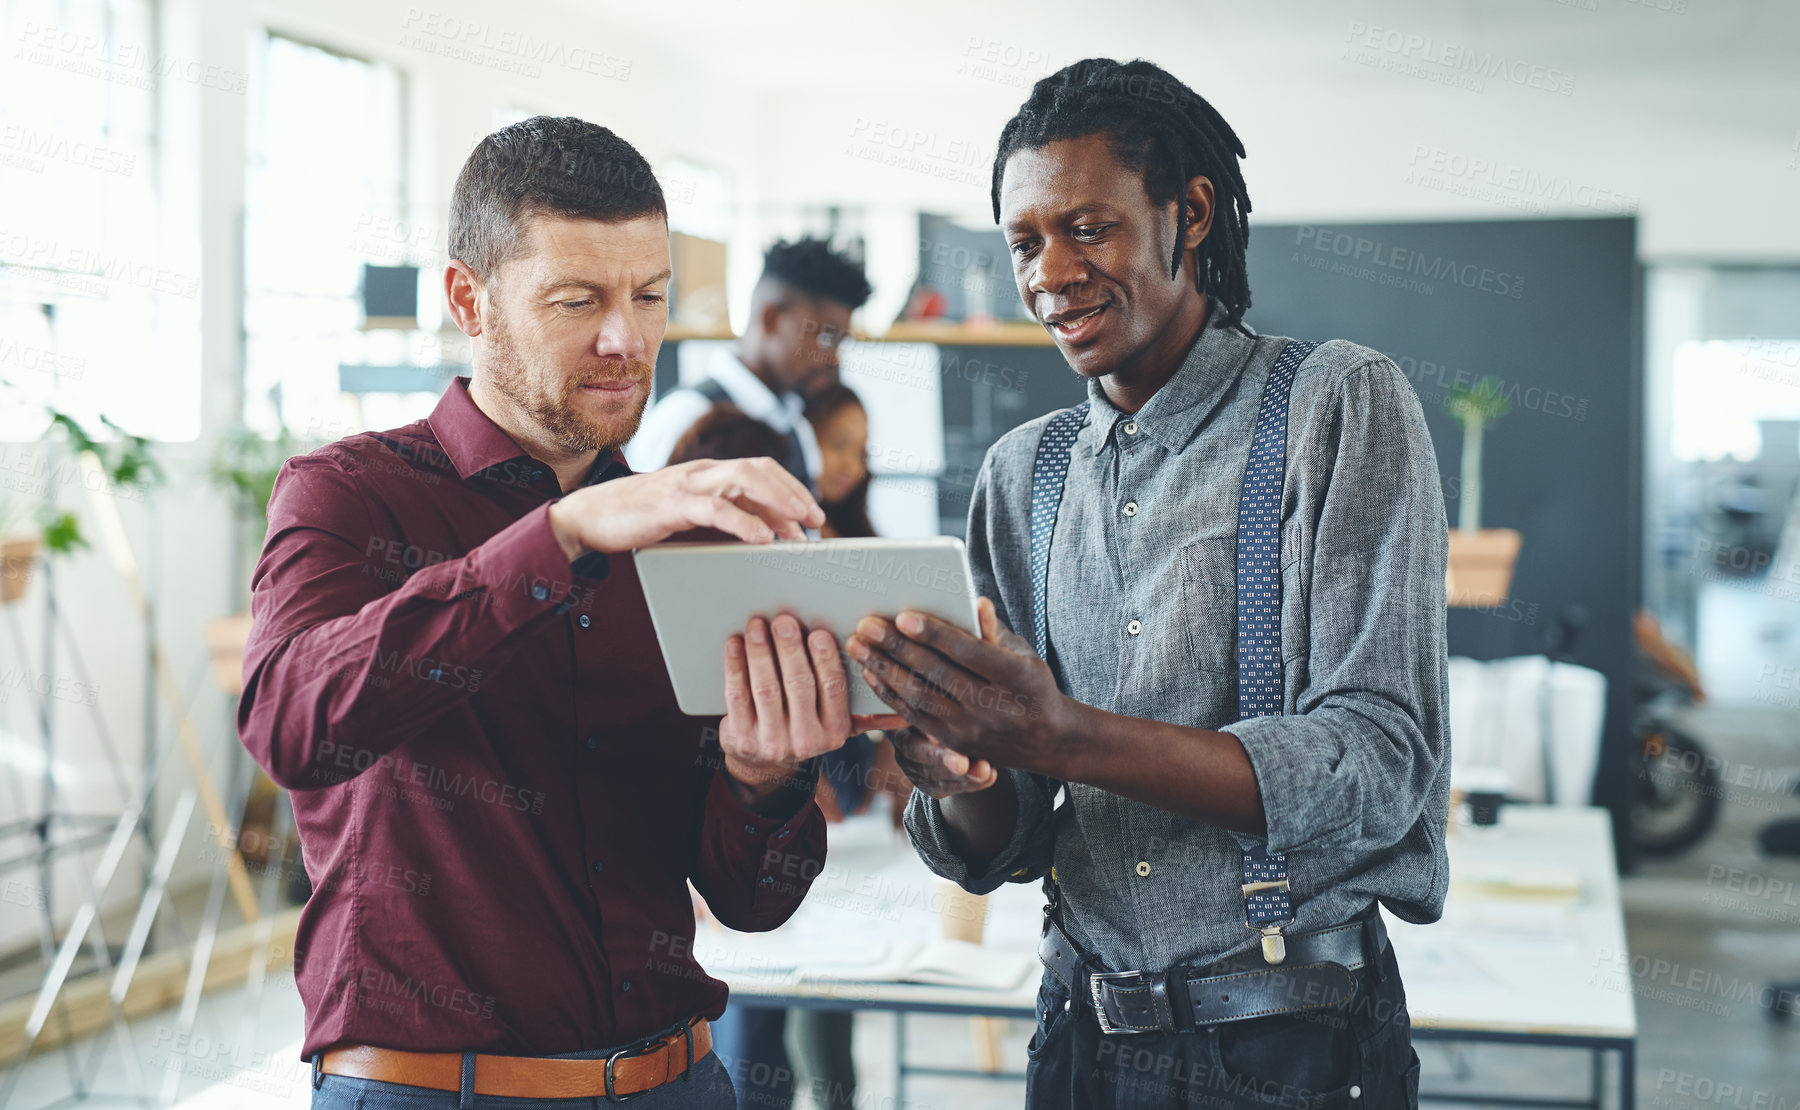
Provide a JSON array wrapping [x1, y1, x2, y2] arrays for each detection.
[[1232, 339, 1317, 963], [1028, 402, 1091, 661], [1026, 339, 1318, 966]]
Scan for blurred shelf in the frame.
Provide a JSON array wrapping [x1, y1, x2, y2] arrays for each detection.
[[881, 320, 1053, 347], [360, 315, 423, 331], [665, 325, 735, 342]]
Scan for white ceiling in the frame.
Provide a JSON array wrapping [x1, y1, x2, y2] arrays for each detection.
[[593, 0, 1800, 90], [553, 0, 1800, 257]]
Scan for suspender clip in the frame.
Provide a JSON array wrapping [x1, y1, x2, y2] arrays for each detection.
[[1259, 925, 1288, 966]]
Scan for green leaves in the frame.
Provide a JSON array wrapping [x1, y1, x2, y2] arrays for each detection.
[[209, 427, 315, 522], [1443, 375, 1513, 430], [39, 510, 85, 555], [49, 412, 165, 491]]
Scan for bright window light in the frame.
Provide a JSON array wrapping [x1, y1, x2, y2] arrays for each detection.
[[1669, 338, 1800, 462], [0, 0, 166, 440], [243, 32, 406, 440]]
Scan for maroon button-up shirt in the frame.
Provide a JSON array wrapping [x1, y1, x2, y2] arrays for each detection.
[[239, 378, 826, 1061]]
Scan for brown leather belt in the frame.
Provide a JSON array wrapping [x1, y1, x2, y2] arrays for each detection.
[[316, 1016, 710, 1101]]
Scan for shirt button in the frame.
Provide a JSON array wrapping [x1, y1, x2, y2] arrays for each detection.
[[1349, 1086, 1361, 1099], [591, 859, 605, 874], [532, 468, 545, 482], [531, 585, 549, 601], [1127, 619, 1142, 636], [584, 736, 598, 751], [1135, 861, 1151, 877], [1123, 421, 1139, 435], [620, 978, 631, 993], [759, 875, 775, 885], [578, 614, 591, 628], [1122, 501, 1138, 517], [743, 824, 758, 835]]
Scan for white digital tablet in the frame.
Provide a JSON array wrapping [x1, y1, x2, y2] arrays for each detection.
[[634, 536, 981, 717]]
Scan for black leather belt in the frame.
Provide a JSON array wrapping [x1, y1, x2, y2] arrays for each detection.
[[1038, 909, 1389, 1035]]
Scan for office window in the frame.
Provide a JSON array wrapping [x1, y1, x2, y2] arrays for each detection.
[[243, 32, 406, 439], [0, 0, 164, 439], [662, 157, 734, 243], [1670, 338, 1800, 463]]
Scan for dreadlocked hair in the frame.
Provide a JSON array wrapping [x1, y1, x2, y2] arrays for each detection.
[[989, 58, 1253, 328]]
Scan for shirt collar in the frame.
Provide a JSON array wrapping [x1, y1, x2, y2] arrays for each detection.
[[1085, 299, 1259, 456], [428, 376, 627, 485]]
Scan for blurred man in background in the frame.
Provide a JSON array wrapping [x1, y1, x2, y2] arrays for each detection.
[[627, 236, 872, 486]]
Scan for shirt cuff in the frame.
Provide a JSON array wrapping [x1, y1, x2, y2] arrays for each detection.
[[705, 761, 823, 902], [1221, 714, 1359, 855], [903, 769, 1053, 896]]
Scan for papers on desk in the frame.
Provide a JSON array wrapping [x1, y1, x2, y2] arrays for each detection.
[[796, 939, 1035, 992], [1452, 863, 1583, 901], [700, 931, 1035, 992]]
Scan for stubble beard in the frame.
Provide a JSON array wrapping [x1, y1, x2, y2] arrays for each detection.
[[483, 307, 653, 454]]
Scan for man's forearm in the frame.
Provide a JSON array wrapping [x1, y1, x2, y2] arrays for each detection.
[[935, 772, 1020, 875], [1055, 700, 1267, 836]]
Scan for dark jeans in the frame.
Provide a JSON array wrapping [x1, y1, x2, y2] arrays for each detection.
[[1024, 936, 1421, 1108], [711, 1004, 857, 1110], [310, 1042, 736, 1109]]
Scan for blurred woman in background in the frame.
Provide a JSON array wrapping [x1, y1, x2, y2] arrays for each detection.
[[804, 382, 873, 540]]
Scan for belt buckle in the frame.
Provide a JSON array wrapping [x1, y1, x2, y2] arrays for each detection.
[[1088, 970, 1152, 1035], [605, 1038, 657, 1103]]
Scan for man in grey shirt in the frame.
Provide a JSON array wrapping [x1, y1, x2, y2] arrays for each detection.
[[846, 59, 1448, 1108]]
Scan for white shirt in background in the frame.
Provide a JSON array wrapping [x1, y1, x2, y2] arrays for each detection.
[[625, 348, 822, 480]]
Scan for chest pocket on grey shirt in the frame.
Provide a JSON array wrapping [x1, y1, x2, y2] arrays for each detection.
[[1178, 534, 1309, 679]]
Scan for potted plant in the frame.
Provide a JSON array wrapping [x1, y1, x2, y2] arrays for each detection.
[[0, 497, 84, 604], [1443, 376, 1522, 607], [0, 415, 97, 602]]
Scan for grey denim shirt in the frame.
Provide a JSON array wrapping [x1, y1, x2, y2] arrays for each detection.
[[905, 303, 1452, 973]]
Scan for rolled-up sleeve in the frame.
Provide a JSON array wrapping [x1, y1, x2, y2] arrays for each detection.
[[1222, 360, 1449, 857], [904, 450, 1062, 894], [905, 769, 1059, 895]]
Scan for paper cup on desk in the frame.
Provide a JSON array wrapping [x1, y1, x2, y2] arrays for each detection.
[[934, 878, 990, 943]]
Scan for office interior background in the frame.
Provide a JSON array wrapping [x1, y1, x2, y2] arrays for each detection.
[[0, 0, 1797, 1105]]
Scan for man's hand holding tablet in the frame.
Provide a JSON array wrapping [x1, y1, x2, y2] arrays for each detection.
[[548, 456, 893, 815]]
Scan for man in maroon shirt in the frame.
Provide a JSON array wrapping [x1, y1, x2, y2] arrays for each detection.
[[239, 117, 887, 1108]]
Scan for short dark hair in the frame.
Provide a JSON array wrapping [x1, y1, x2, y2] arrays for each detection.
[[450, 116, 666, 281], [760, 236, 872, 311], [990, 58, 1253, 327]]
